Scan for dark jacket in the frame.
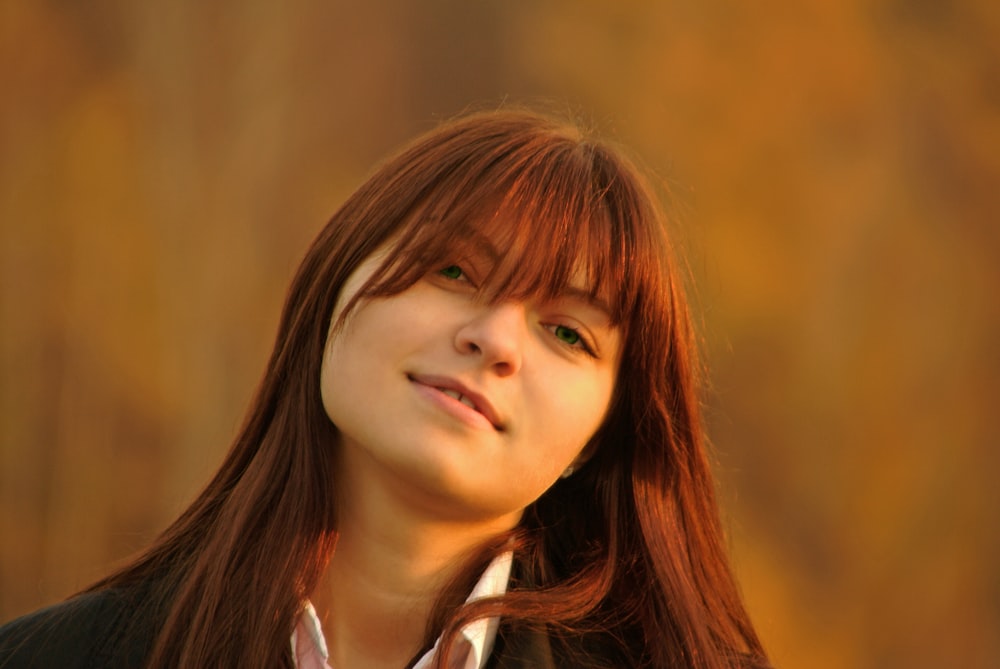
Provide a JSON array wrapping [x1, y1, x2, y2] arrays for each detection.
[[0, 587, 157, 669], [0, 586, 562, 669]]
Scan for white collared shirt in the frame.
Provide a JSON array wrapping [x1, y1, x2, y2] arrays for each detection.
[[292, 551, 513, 669]]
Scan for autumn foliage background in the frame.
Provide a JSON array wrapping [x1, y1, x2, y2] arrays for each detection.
[[1, 2, 998, 667]]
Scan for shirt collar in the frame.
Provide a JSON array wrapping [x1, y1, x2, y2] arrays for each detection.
[[293, 550, 514, 669]]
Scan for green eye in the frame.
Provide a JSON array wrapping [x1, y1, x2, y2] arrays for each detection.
[[440, 265, 464, 280], [554, 325, 581, 346]]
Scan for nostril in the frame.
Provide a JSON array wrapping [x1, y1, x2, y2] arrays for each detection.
[[492, 361, 515, 378]]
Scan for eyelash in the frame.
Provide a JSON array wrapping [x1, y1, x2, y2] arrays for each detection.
[[545, 323, 596, 357], [438, 265, 597, 357], [439, 265, 467, 281]]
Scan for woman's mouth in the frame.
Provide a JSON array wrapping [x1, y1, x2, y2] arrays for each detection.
[[407, 373, 505, 431]]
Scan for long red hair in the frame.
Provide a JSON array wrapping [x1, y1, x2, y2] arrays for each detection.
[[90, 108, 769, 668]]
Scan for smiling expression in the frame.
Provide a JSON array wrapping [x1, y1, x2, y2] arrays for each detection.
[[319, 246, 621, 526]]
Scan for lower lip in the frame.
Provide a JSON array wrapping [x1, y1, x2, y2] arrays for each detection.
[[410, 380, 497, 431]]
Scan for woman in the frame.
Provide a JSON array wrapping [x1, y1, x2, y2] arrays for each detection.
[[0, 109, 769, 668]]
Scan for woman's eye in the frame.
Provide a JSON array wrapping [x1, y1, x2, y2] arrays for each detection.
[[548, 325, 598, 358], [439, 265, 465, 280], [546, 323, 597, 357], [553, 325, 581, 346], [433, 264, 479, 291]]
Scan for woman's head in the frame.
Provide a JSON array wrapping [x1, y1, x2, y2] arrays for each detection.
[[268, 109, 686, 513]]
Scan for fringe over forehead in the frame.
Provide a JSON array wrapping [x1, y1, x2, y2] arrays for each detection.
[[331, 110, 673, 342]]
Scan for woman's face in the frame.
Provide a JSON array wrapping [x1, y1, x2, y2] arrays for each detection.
[[320, 245, 621, 526]]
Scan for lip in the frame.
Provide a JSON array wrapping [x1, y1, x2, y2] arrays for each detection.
[[407, 373, 505, 431]]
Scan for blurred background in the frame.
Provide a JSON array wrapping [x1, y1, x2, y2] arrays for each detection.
[[1, 1, 998, 666]]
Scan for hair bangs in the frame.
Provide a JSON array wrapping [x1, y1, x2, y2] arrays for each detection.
[[361, 138, 654, 334]]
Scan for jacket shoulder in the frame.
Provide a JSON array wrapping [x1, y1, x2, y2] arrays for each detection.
[[0, 586, 154, 669]]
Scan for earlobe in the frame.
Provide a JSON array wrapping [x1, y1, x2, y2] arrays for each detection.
[[561, 439, 597, 479], [565, 434, 602, 476]]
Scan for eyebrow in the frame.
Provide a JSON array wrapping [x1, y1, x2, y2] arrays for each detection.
[[469, 231, 501, 263], [561, 286, 613, 322]]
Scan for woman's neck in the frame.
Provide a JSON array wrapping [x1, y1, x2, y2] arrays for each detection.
[[315, 452, 520, 669]]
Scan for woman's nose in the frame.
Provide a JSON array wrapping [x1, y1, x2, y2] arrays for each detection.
[[454, 302, 526, 376]]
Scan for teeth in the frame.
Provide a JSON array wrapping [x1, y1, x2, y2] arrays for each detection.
[[439, 388, 476, 410]]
